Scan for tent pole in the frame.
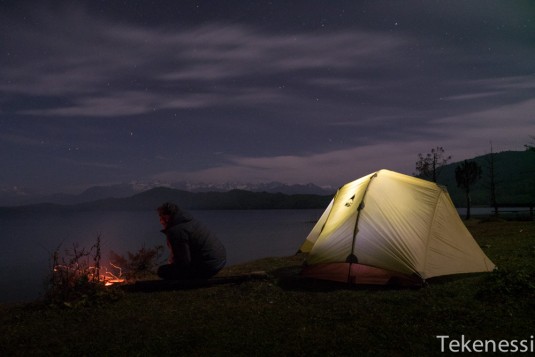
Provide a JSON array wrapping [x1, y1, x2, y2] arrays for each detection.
[[346, 173, 378, 284]]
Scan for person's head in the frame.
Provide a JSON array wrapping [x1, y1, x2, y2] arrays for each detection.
[[157, 202, 179, 228]]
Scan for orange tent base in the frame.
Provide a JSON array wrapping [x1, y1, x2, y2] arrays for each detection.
[[300, 263, 423, 287]]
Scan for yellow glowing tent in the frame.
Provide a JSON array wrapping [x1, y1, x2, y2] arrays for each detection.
[[299, 169, 495, 285]]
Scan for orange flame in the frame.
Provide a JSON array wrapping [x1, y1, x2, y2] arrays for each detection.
[[102, 262, 125, 286], [53, 262, 126, 286]]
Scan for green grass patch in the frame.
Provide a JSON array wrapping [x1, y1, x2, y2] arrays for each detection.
[[1, 220, 534, 356]]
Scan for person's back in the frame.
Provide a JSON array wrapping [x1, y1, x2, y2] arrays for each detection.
[[157, 202, 226, 279]]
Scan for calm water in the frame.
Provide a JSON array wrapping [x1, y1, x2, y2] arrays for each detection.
[[0, 209, 321, 303]]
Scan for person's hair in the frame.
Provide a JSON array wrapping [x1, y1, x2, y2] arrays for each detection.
[[157, 202, 179, 216]]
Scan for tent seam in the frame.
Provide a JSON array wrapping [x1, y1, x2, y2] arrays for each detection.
[[349, 172, 378, 259], [421, 185, 445, 280], [346, 172, 379, 284]]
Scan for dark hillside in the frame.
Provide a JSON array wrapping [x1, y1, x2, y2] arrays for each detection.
[[0, 188, 332, 212], [436, 150, 535, 206]]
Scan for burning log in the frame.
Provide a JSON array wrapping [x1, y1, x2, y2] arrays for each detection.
[[52, 262, 126, 287], [100, 263, 126, 286]]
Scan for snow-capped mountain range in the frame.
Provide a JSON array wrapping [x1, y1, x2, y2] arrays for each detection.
[[0, 181, 335, 207]]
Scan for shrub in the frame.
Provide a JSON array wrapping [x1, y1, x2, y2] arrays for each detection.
[[45, 235, 121, 307], [476, 267, 535, 301], [109, 245, 164, 280], [44, 236, 164, 307]]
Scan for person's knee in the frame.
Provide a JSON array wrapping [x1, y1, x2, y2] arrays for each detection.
[[157, 264, 173, 279]]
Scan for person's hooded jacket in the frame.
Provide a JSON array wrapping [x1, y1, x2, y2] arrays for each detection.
[[161, 208, 226, 273]]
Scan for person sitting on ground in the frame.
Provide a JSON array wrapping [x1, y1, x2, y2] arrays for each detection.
[[157, 202, 226, 280]]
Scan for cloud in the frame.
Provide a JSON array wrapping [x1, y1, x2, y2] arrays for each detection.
[[57, 156, 125, 170], [151, 139, 442, 187], [434, 97, 535, 150], [150, 94, 535, 187], [0, 132, 47, 147], [0, 5, 408, 118], [441, 75, 535, 102], [1, 2, 534, 195], [20, 92, 158, 117]]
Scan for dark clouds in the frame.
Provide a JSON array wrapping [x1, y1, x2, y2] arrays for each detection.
[[1, 1, 534, 196]]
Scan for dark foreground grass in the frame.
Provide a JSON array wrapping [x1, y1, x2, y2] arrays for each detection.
[[1, 220, 534, 356]]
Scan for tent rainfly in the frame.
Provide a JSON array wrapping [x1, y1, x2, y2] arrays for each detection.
[[299, 169, 495, 286]]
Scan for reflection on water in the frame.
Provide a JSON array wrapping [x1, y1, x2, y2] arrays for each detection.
[[0, 209, 321, 303]]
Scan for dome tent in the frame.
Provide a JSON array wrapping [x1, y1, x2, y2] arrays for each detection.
[[299, 169, 495, 285]]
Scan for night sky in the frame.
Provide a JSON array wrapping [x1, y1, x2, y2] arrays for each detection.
[[1, 1, 534, 199]]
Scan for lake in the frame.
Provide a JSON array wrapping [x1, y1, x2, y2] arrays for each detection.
[[0, 209, 322, 303]]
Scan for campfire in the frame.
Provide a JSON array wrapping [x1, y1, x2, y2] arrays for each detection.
[[52, 260, 126, 287], [101, 262, 126, 286], [48, 236, 162, 302], [49, 235, 127, 296], [87, 261, 126, 286]]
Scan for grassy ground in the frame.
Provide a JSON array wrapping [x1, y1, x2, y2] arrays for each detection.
[[1, 219, 534, 356]]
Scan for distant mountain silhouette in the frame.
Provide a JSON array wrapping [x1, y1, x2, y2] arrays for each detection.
[[170, 181, 334, 195], [0, 187, 332, 212], [0, 181, 334, 207], [0, 183, 137, 206], [1, 150, 532, 210]]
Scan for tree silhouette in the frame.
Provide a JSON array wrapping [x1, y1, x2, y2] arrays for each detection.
[[415, 147, 451, 182], [455, 160, 482, 219], [525, 135, 535, 152]]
